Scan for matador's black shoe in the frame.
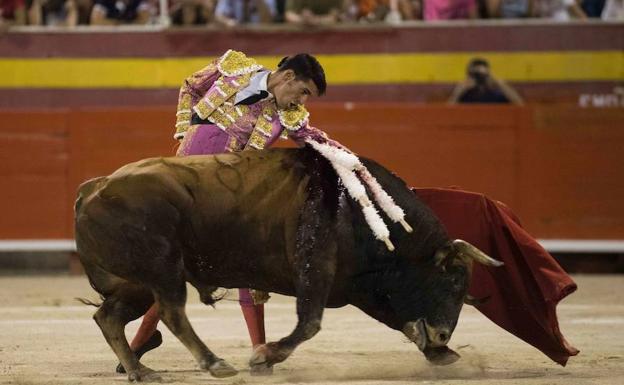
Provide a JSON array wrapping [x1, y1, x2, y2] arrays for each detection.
[[115, 330, 163, 374]]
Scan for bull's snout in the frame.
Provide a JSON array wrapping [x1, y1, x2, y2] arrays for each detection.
[[437, 332, 449, 344], [424, 322, 451, 347], [402, 320, 452, 351]]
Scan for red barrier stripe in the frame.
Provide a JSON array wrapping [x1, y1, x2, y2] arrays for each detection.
[[2, 23, 623, 58]]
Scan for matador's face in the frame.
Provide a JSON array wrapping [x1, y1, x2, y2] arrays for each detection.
[[272, 70, 319, 111]]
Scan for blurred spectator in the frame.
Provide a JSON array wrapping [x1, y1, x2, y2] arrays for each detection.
[[1, 0, 27, 26], [274, 0, 285, 20], [285, 0, 345, 25], [348, 0, 392, 22], [601, 0, 624, 19], [214, 0, 274, 27], [532, 0, 587, 20], [484, 0, 533, 18], [170, 0, 215, 25], [387, 0, 419, 22], [90, 0, 156, 25], [581, 0, 605, 16], [448, 58, 523, 105], [422, 0, 478, 20], [28, 0, 78, 25], [475, 0, 488, 17], [401, 0, 423, 19], [345, 0, 421, 23], [74, 0, 91, 23]]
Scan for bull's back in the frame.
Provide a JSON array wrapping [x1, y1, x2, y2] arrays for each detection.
[[74, 158, 196, 276], [172, 149, 324, 290], [74, 149, 335, 294], [74, 150, 312, 243]]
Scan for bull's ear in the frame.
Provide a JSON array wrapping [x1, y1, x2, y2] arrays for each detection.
[[433, 245, 452, 271]]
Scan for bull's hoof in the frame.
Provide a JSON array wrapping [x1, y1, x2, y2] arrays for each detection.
[[249, 344, 270, 366], [207, 359, 238, 378], [127, 365, 162, 382], [250, 362, 274, 376], [250, 342, 291, 367], [424, 346, 461, 366], [117, 330, 163, 374]]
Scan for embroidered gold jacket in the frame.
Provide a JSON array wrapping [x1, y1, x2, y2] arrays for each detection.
[[174, 50, 327, 151]]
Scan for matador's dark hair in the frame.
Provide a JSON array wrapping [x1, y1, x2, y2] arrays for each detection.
[[277, 54, 327, 96]]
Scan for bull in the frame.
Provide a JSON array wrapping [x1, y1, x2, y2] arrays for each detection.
[[75, 146, 502, 382]]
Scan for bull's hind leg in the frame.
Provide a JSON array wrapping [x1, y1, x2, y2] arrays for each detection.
[[92, 283, 160, 382], [153, 281, 238, 378], [250, 191, 338, 372]]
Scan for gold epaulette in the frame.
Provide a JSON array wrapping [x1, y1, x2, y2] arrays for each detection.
[[174, 93, 192, 140], [278, 105, 310, 132], [217, 49, 263, 77]]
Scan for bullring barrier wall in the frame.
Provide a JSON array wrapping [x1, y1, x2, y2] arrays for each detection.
[[1, 104, 622, 241]]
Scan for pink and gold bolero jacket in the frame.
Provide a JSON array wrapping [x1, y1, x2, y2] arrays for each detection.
[[174, 50, 332, 152]]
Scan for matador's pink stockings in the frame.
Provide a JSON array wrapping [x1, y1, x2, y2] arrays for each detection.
[[238, 288, 266, 347], [130, 289, 265, 351]]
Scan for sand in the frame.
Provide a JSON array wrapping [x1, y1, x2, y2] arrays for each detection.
[[1, 274, 623, 385]]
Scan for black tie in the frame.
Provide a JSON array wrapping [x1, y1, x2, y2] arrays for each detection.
[[237, 90, 269, 106]]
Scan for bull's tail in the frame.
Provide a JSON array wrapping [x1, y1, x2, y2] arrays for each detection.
[[75, 296, 104, 307]]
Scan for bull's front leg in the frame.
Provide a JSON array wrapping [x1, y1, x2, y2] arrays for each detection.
[[250, 191, 338, 372], [249, 278, 333, 371]]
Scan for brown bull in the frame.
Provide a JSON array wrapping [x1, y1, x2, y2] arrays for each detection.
[[75, 146, 502, 381]]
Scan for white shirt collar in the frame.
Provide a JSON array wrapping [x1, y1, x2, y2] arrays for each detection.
[[258, 71, 270, 93], [234, 70, 273, 104]]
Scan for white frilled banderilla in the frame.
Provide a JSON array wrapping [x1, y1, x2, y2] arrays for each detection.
[[306, 139, 413, 251]]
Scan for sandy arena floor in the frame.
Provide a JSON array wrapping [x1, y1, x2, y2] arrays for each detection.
[[0, 274, 623, 385]]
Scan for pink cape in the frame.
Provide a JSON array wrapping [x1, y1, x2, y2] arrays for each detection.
[[413, 188, 579, 366]]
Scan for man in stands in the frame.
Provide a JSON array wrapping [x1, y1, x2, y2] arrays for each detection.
[[448, 58, 524, 105]]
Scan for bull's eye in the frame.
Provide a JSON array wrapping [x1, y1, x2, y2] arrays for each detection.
[[449, 275, 462, 288]]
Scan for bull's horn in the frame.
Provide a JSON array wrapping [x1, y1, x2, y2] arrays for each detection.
[[383, 237, 395, 251], [464, 294, 491, 306], [453, 240, 504, 267]]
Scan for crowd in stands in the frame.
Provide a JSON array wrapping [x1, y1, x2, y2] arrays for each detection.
[[1, 0, 622, 27]]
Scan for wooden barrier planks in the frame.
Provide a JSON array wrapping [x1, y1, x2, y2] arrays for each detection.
[[0, 111, 70, 238], [0, 104, 622, 240]]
